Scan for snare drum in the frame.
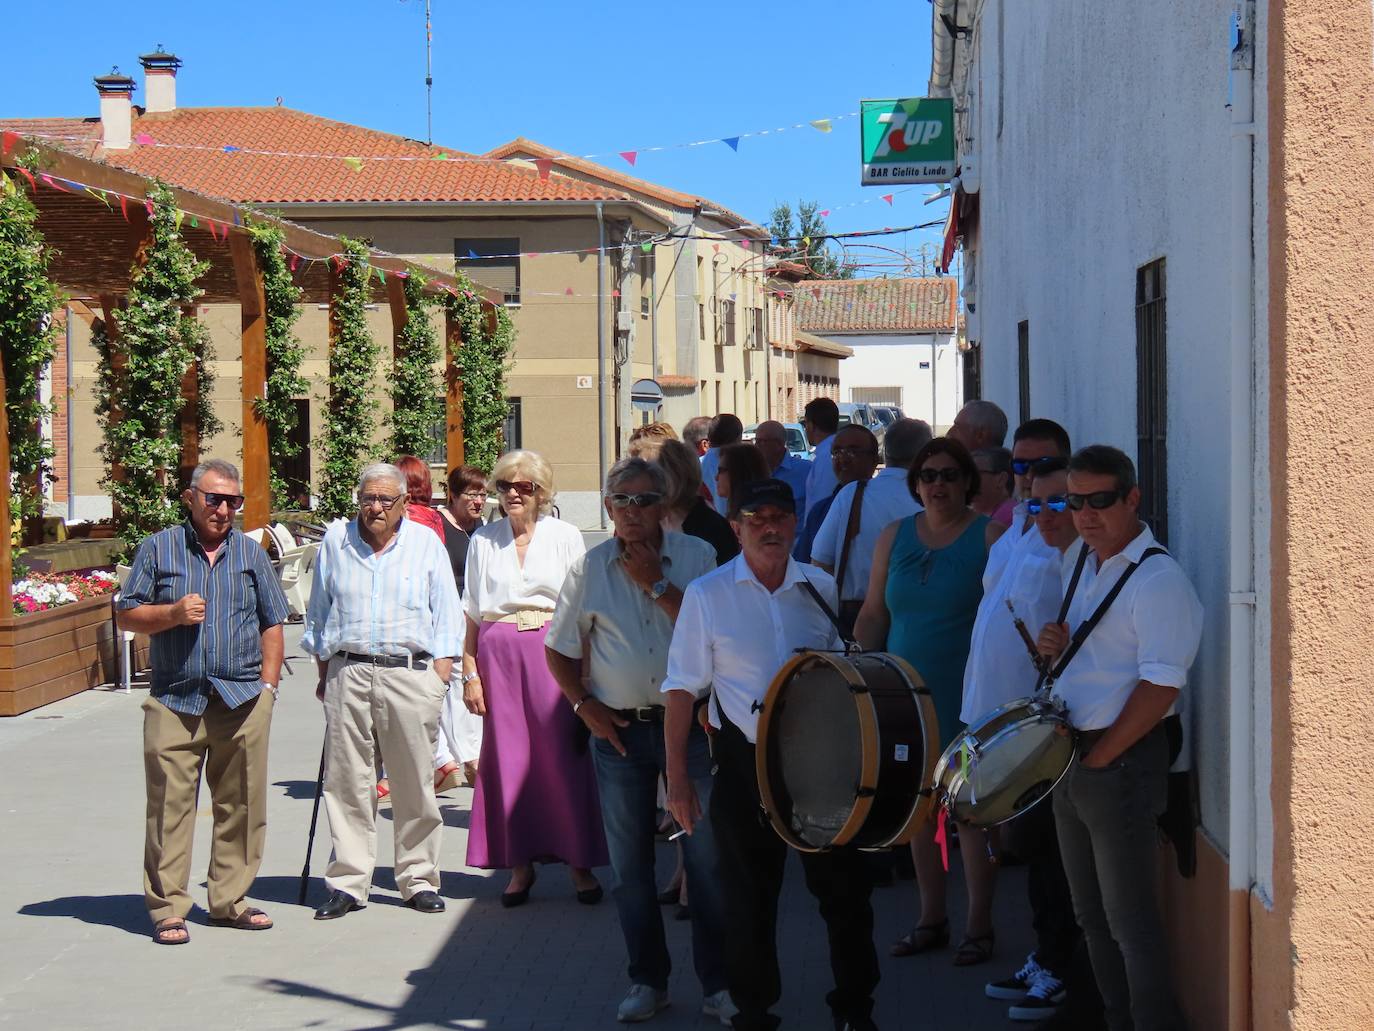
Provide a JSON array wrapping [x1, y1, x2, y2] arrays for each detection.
[[933, 695, 1075, 828], [755, 650, 939, 852]]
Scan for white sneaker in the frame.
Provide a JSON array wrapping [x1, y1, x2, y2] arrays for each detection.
[[985, 952, 1046, 1000], [1008, 968, 1067, 1022], [617, 984, 669, 1023], [702, 989, 738, 1026]]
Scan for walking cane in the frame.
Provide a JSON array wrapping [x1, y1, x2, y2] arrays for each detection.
[[297, 740, 326, 905]]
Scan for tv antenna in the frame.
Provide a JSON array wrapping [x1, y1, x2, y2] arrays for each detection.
[[425, 0, 433, 145]]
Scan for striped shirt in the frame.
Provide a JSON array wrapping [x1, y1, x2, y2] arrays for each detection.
[[116, 522, 291, 715], [301, 516, 463, 661]]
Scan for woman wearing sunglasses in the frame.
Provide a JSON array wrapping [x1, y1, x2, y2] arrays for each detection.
[[461, 450, 608, 905], [854, 436, 1006, 967]]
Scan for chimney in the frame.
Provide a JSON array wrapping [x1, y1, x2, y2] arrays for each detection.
[[139, 46, 181, 114], [93, 67, 136, 150]]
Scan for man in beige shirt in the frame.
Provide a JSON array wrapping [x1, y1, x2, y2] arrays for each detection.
[[546, 457, 732, 1026]]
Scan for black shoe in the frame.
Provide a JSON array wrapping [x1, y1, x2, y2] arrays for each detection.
[[313, 890, 361, 920], [405, 890, 445, 914], [501, 869, 537, 908], [576, 883, 604, 905]]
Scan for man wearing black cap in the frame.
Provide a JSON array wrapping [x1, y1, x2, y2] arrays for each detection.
[[662, 479, 880, 1031]]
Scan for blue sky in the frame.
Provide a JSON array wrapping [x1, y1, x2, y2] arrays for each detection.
[[5, 0, 946, 274]]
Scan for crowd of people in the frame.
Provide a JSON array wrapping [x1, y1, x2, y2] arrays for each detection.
[[116, 394, 1203, 1031]]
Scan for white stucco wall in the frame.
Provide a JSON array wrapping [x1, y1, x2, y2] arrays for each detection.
[[833, 331, 961, 432], [962, 0, 1240, 846]]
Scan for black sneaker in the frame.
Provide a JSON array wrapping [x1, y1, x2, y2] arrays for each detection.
[[986, 953, 1047, 1001], [1008, 969, 1066, 1022]]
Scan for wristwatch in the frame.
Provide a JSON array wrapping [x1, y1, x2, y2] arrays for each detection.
[[461, 670, 480, 684], [648, 577, 671, 601], [262, 682, 279, 700]]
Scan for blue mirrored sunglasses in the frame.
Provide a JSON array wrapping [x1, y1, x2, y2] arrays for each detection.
[[1026, 495, 1068, 515]]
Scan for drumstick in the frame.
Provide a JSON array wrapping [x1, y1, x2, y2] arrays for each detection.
[[1005, 600, 1049, 673]]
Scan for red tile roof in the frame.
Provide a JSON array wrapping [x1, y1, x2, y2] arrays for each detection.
[[794, 277, 958, 333], [1, 108, 627, 204]]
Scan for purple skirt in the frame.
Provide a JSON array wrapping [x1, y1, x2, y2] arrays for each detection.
[[466, 620, 609, 870]]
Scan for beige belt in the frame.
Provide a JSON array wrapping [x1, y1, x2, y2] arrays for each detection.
[[484, 609, 555, 631]]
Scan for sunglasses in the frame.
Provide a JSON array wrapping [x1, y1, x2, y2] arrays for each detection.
[[917, 467, 964, 484], [1012, 456, 1060, 476], [359, 493, 402, 510], [1065, 489, 1126, 511], [607, 491, 663, 509], [494, 480, 537, 496], [195, 488, 245, 511], [1026, 495, 1069, 514]]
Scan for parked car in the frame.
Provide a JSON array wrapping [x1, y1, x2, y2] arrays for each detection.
[[874, 404, 905, 427], [846, 403, 891, 450], [743, 422, 812, 459]]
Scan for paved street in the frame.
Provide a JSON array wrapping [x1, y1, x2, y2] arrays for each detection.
[[0, 625, 1032, 1030]]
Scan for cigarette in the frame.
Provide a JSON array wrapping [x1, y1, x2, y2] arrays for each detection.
[[668, 828, 688, 841]]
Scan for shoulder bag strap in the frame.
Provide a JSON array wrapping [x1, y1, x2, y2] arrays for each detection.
[[833, 478, 868, 601], [1049, 547, 1167, 682]]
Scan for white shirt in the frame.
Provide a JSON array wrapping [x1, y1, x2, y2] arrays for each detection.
[[547, 532, 716, 709], [960, 520, 1064, 723], [804, 435, 837, 520], [662, 556, 841, 742], [810, 467, 923, 600], [701, 447, 725, 514], [462, 515, 586, 621], [1051, 525, 1204, 731], [984, 500, 1029, 588]]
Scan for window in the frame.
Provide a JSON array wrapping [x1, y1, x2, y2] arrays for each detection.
[[422, 397, 447, 465], [1017, 320, 1030, 426], [501, 398, 523, 453], [454, 238, 520, 305], [275, 398, 311, 508], [963, 342, 983, 401], [1136, 259, 1168, 545], [639, 249, 654, 318], [719, 299, 737, 346], [752, 307, 764, 349]]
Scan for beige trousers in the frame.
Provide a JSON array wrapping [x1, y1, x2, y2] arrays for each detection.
[[322, 657, 447, 901], [142, 690, 274, 923]]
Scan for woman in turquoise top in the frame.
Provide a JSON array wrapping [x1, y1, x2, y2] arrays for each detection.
[[855, 437, 1006, 968]]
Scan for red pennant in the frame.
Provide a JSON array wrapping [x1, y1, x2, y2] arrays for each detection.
[[16, 167, 35, 190], [612, 289, 620, 298], [712, 244, 720, 254], [145, 200, 155, 217], [0, 131, 19, 159], [533, 158, 554, 181], [118, 195, 128, 220], [289, 254, 299, 272], [882, 194, 894, 205], [564, 287, 574, 296], [619, 151, 637, 167], [934, 808, 949, 872]]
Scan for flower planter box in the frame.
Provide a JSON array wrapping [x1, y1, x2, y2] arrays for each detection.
[[0, 594, 120, 716]]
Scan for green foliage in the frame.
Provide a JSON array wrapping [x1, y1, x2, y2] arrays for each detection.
[[769, 199, 855, 279], [0, 157, 61, 529], [316, 237, 379, 519], [246, 221, 307, 508], [389, 272, 444, 460], [93, 180, 211, 559], [443, 275, 514, 473]]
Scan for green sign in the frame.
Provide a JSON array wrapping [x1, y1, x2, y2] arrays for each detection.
[[859, 97, 956, 186]]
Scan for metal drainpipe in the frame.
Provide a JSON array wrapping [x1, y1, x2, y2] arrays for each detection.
[[596, 202, 607, 530], [65, 308, 74, 518]]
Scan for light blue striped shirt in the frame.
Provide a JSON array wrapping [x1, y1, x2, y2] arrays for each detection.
[[301, 517, 463, 660]]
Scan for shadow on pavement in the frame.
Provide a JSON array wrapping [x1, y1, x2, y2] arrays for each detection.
[[272, 779, 320, 800], [18, 893, 148, 936]]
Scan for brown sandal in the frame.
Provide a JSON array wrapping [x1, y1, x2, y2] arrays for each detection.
[[152, 917, 190, 945], [890, 919, 949, 957], [952, 931, 995, 966], [208, 906, 273, 930]]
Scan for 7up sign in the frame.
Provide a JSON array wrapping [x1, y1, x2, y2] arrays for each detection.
[[860, 98, 956, 186]]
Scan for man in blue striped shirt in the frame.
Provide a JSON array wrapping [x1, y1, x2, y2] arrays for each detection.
[[117, 458, 290, 946], [302, 463, 463, 921]]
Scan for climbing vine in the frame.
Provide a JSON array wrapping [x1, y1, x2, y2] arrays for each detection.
[[0, 154, 61, 535], [315, 237, 379, 519], [93, 180, 211, 559], [246, 220, 307, 508], [443, 273, 515, 472], [389, 272, 443, 460]]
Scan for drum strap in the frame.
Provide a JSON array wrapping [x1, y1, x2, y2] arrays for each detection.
[[834, 479, 868, 602], [797, 576, 855, 649], [1047, 546, 1167, 684]]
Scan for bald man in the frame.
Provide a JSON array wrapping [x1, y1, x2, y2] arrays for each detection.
[[948, 400, 1009, 453], [752, 421, 808, 517]]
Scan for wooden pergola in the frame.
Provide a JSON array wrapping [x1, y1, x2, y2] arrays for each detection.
[[0, 138, 504, 613]]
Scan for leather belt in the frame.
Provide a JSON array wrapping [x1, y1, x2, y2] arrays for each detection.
[[616, 705, 665, 722], [339, 651, 430, 671], [1075, 728, 1108, 749]]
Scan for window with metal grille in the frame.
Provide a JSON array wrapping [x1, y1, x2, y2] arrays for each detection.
[[851, 386, 903, 406], [422, 397, 447, 465], [1017, 321, 1030, 426], [720, 299, 736, 346], [963, 343, 982, 401], [454, 238, 520, 305], [639, 249, 654, 318], [1136, 259, 1168, 545], [501, 398, 523, 453]]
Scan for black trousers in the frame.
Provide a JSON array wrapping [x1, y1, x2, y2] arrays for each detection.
[[710, 715, 880, 1030]]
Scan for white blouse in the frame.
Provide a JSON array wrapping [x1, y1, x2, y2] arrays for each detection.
[[463, 515, 586, 621]]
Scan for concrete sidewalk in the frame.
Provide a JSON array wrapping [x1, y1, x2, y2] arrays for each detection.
[[0, 625, 1033, 1030]]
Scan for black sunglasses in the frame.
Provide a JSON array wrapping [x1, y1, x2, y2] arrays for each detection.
[[1011, 456, 1060, 476], [1065, 490, 1126, 511], [195, 488, 245, 511], [1027, 495, 1069, 514], [917, 467, 964, 484], [494, 479, 537, 496], [607, 491, 663, 509]]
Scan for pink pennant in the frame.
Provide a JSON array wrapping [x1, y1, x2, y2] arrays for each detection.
[[564, 287, 574, 296], [289, 254, 299, 272], [533, 158, 554, 181], [134, 132, 156, 146], [145, 200, 155, 217], [612, 289, 620, 298], [712, 244, 720, 254], [934, 809, 949, 872], [820, 210, 830, 217], [619, 151, 637, 167], [40, 173, 55, 187], [881, 194, 894, 205]]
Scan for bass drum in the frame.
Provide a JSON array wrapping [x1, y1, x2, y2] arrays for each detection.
[[755, 650, 939, 853], [933, 695, 1076, 828]]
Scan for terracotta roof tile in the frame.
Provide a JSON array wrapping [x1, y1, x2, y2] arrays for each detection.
[[2, 108, 627, 204], [794, 277, 958, 333]]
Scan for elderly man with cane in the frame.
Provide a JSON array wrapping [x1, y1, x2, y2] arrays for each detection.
[[116, 458, 290, 946], [302, 463, 464, 920]]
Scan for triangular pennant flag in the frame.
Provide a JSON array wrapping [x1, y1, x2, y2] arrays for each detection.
[[0, 176, 13, 197], [375, 267, 386, 283], [820, 210, 830, 217], [134, 132, 156, 145], [223, 145, 240, 154], [145, 200, 155, 217], [722, 136, 740, 152], [119, 195, 129, 221], [881, 193, 894, 205], [39, 173, 54, 187], [640, 241, 653, 253], [289, 254, 299, 272], [189, 215, 198, 228], [433, 152, 449, 160], [395, 270, 409, 279], [612, 289, 620, 298], [564, 287, 575, 296], [0, 130, 19, 159], [619, 151, 638, 167], [343, 156, 364, 172], [770, 235, 779, 246], [14, 167, 34, 191], [809, 119, 832, 133], [712, 244, 720, 254], [812, 287, 821, 299], [802, 236, 810, 248], [466, 249, 480, 260], [533, 158, 554, 180], [174, 210, 185, 229]]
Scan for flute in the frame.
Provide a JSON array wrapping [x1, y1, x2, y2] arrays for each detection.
[[1005, 599, 1049, 674]]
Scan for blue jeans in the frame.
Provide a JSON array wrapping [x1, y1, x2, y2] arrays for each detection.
[[591, 720, 726, 994]]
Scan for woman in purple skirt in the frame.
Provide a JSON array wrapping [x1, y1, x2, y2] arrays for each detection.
[[461, 450, 608, 906]]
